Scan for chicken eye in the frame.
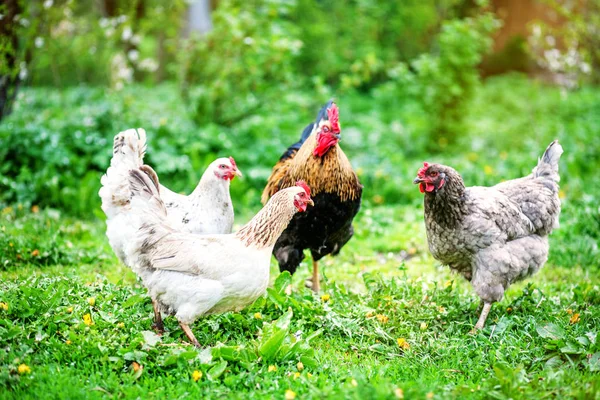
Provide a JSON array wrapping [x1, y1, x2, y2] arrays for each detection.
[[430, 171, 438, 177], [219, 164, 226, 169], [299, 192, 305, 197], [322, 126, 329, 133]]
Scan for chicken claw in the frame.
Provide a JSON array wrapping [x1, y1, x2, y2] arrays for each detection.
[[471, 302, 492, 333], [179, 322, 201, 348], [151, 299, 165, 335]]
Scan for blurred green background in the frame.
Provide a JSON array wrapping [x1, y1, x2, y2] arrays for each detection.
[[0, 0, 598, 268]]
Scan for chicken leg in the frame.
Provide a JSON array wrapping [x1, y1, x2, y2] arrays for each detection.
[[151, 299, 165, 334], [304, 260, 321, 292], [179, 321, 201, 348], [473, 302, 492, 331]]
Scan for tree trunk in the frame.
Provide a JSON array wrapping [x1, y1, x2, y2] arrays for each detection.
[[0, 0, 24, 121]]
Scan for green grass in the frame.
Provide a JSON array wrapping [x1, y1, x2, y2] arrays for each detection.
[[1, 75, 600, 399]]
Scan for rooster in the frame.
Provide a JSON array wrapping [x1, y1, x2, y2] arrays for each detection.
[[262, 101, 362, 292], [123, 165, 313, 346], [414, 140, 563, 330], [100, 128, 242, 263]]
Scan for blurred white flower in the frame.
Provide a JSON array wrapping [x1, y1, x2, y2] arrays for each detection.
[[99, 18, 110, 28], [117, 15, 127, 23], [139, 58, 159, 72], [127, 50, 139, 62], [532, 24, 541, 37], [545, 35, 556, 47], [19, 62, 28, 80], [122, 27, 133, 41], [131, 34, 141, 45], [35, 37, 44, 48], [20, 18, 30, 27], [243, 37, 254, 45], [580, 62, 592, 74], [43, 0, 53, 8]]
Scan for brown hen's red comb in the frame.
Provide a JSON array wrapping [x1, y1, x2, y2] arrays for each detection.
[[229, 156, 237, 169], [418, 162, 430, 177], [327, 103, 341, 134], [296, 180, 311, 197]]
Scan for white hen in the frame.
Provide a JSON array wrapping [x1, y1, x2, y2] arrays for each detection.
[[99, 128, 242, 264], [122, 165, 313, 346]]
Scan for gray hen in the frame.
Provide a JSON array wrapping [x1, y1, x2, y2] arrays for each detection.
[[414, 140, 563, 330]]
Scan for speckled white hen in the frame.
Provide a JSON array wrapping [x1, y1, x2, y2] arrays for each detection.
[[121, 165, 313, 346], [99, 128, 242, 265], [414, 140, 563, 331]]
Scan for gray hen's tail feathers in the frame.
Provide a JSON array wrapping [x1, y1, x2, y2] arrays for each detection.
[[533, 140, 563, 183]]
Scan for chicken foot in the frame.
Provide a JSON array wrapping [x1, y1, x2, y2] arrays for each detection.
[[305, 260, 321, 293], [179, 321, 201, 348], [473, 302, 492, 331], [151, 299, 165, 334]]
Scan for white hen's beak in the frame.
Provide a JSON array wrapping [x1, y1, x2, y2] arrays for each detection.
[[234, 168, 243, 178]]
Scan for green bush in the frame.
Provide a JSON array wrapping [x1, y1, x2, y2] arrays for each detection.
[[181, 0, 302, 126]]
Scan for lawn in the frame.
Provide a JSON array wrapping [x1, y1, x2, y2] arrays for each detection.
[[1, 75, 599, 399]]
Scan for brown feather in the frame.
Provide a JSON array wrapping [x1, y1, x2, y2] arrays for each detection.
[[261, 135, 361, 204]]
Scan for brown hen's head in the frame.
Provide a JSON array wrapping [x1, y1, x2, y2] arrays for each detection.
[[413, 162, 455, 194], [313, 101, 341, 157]]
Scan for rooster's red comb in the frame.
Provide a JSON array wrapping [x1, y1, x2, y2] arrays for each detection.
[[229, 156, 237, 169], [418, 162, 430, 177], [327, 103, 341, 134], [296, 180, 311, 197]]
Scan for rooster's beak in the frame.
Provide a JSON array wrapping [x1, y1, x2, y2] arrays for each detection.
[[234, 169, 243, 178], [307, 199, 314, 207], [413, 177, 423, 184]]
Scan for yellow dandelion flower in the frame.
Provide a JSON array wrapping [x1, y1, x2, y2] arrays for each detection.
[[132, 362, 141, 372], [18, 364, 31, 374], [397, 338, 410, 350], [8, 242, 13, 247], [67, 306, 73, 313], [570, 313, 580, 324], [88, 297, 96, 306], [350, 378, 358, 387], [420, 322, 428, 331], [394, 388, 404, 399], [254, 312, 262, 320], [307, 372, 313, 378], [66, 340, 72, 345], [566, 308, 573, 315], [373, 194, 384, 205], [31, 205, 40, 213], [426, 392, 434, 399], [321, 294, 331, 302], [467, 152, 479, 162], [376, 314, 389, 324], [83, 313, 93, 326], [506, 307, 513, 313], [117, 322, 125, 329], [268, 365, 277, 372], [484, 165, 494, 175], [444, 280, 453, 288], [438, 306, 446, 313], [31, 249, 40, 257], [559, 189, 566, 199], [192, 370, 202, 382], [284, 390, 296, 400], [0, 302, 8, 311], [293, 372, 301, 380]]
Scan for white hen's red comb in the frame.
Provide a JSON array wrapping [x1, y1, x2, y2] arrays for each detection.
[[296, 180, 311, 197], [229, 156, 237, 169]]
